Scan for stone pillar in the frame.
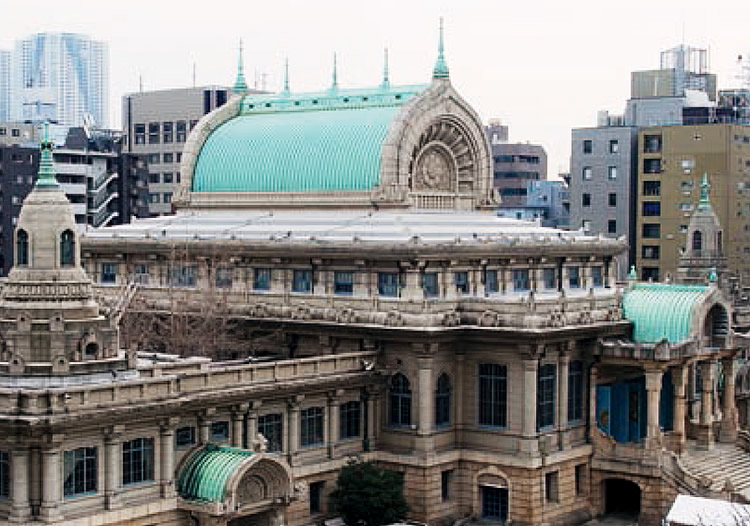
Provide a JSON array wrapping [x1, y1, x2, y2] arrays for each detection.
[[416, 349, 435, 453], [672, 365, 688, 453], [402, 265, 424, 301], [558, 351, 570, 449], [327, 391, 341, 458], [160, 418, 178, 498], [521, 356, 538, 453], [9, 448, 30, 522], [288, 397, 302, 465], [455, 353, 465, 426], [246, 402, 261, 450], [104, 426, 123, 510], [645, 369, 663, 446], [589, 365, 599, 440], [697, 360, 716, 450], [198, 409, 215, 444], [231, 404, 248, 448], [367, 390, 378, 449], [39, 441, 63, 522], [720, 357, 739, 443]]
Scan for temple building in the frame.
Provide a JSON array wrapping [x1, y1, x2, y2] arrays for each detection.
[[0, 24, 748, 526]]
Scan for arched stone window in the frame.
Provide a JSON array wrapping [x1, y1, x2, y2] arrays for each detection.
[[435, 373, 451, 427], [692, 230, 703, 253], [389, 373, 411, 427], [717, 231, 723, 254], [60, 230, 75, 267], [16, 230, 29, 266]]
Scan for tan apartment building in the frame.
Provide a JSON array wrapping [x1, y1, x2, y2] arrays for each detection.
[[636, 124, 750, 281]]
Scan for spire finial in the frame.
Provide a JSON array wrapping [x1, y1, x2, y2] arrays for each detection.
[[281, 57, 290, 96], [233, 39, 248, 94], [432, 17, 449, 79], [699, 173, 711, 206], [381, 48, 390, 89], [37, 121, 57, 187], [331, 52, 339, 91]]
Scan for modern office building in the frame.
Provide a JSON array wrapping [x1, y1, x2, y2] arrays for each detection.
[[0, 50, 10, 122], [495, 179, 569, 228], [3, 32, 109, 127]]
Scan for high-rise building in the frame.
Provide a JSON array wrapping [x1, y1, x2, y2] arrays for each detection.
[[5, 32, 109, 127], [0, 50, 10, 122]]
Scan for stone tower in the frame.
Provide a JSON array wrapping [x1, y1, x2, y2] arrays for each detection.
[[0, 123, 130, 383]]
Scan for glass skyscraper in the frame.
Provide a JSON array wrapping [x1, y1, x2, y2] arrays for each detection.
[[0, 33, 108, 127]]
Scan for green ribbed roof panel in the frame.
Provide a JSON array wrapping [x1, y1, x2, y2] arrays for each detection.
[[191, 85, 426, 193], [622, 283, 709, 344], [177, 444, 254, 503]]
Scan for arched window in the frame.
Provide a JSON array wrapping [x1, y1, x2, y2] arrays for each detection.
[[435, 373, 451, 427], [389, 373, 411, 427], [692, 230, 703, 253], [16, 230, 29, 266], [60, 230, 75, 267], [717, 232, 723, 254]]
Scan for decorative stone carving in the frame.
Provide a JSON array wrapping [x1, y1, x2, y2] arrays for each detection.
[[479, 310, 501, 327], [414, 146, 454, 190], [578, 309, 593, 325], [293, 480, 309, 501], [549, 309, 566, 328], [237, 474, 267, 504], [442, 310, 461, 327], [335, 308, 357, 324], [410, 120, 476, 195], [384, 310, 404, 327]]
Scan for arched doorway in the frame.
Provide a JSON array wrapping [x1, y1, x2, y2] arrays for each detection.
[[705, 304, 729, 348], [604, 478, 640, 519]]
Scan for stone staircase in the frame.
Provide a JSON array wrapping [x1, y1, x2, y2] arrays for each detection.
[[679, 443, 750, 500]]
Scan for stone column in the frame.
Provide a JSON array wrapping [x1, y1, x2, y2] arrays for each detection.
[[39, 440, 63, 522], [455, 352, 465, 426], [327, 391, 341, 458], [589, 364, 599, 439], [231, 404, 248, 448], [672, 365, 689, 453], [367, 390, 378, 449], [697, 360, 716, 450], [402, 264, 424, 301], [246, 402, 261, 450], [198, 409, 215, 444], [104, 426, 123, 510], [558, 351, 570, 449], [160, 418, 178, 498], [645, 369, 663, 446], [720, 357, 739, 443], [9, 448, 30, 522], [521, 355, 538, 453], [416, 349, 435, 453], [288, 396, 302, 465]]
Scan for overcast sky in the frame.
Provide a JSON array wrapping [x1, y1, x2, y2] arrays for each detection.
[[2, 0, 750, 175]]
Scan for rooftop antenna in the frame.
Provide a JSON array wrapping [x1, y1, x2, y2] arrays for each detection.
[[432, 17, 449, 80], [331, 52, 339, 91], [381, 48, 390, 89], [139, 74, 143, 93], [281, 57, 290, 96], [192, 61, 196, 88]]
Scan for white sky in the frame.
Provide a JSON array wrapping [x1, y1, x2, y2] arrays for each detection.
[[2, 0, 750, 176]]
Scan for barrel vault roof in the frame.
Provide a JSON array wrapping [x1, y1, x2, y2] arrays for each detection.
[[177, 444, 254, 503]]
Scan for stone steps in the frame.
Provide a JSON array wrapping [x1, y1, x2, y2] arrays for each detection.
[[681, 445, 750, 492]]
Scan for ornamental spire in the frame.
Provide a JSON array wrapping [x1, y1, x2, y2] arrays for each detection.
[[331, 52, 339, 91], [698, 173, 711, 211], [281, 57, 290, 96], [233, 39, 248, 94], [432, 17, 449, 80], [381, 48, 390, 89], [36, 121, 58, 187]]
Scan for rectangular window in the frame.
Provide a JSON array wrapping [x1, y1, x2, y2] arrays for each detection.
[[0, 451, 8, 498], [455, 271, 469, 294], [582, 193, 591, 207], [133, 263, 149, 285], [608, 193, 617, 207], [592, 266, 603, 287], [608, 166, 617, 180], [101, 263, 117, 284], [301, 407, 324, 447], [568, 266, 580, 288], [148, 153, 160, 164], [642, 202, 661, 216], [122, 437, 154, 486], [215, 266, 232, 288], [292, 269, 312, 293], [422, 272, 439, 297], [512, 269, 530, 291], [537, 363, 556, 429], [148, 173, 160, 184], [134, 124, 145, 144], [643, 180, 661, 196], [441, 470, 452, 502], [608, 220, 617, 234], [333, 271, 354, 295], [148, 122, 160, 144], [309, 481, 324, 514], [642, 267, 660, 282], [258, 413, 283, 452], [340, 400, 361, 439], [175, 426, 196, 449], [609, 140, 619, 154], [642, 245, 660, 259], [149, 193, 160, 204], [582, 140, 592, 154], [176, 152, 182, 163], [162, 121, 173, 143], [176, 121, 187, 142], [378, 272, 399, 297], [169, 265, 197, 288], [481, 485, 508, 521], [642, 224, 660, 238], [644, 134, 662, 153], [163, 172, 174, 183], [210, 421, 230, 442], [478, 364, 507, 427], [253, 268, 272, 291], [484, 269, 499, 294], [643, 158, 661, 174], [543, 268, 556, 289], [0, 127, 6, 136], [545, 471, 559, 503], [582, 166, 592, 180], [568, 361, 584, 421], [64, 447, 97, 497], [575, 464, 587, 496], [163, 192, 173, 204]]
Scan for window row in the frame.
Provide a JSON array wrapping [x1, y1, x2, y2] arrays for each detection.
[[16, 229, 75, 267], [581, 193, 617, 207], [148, 192, 173, 204], [145, 152, 183, 165], [388, 361, 585, 430], [133, 120, 197, 145], [148, 172, 181, 184], [581, 165, 618, 181], [581, 139, 619, 154], [100, 264, 607, 293]]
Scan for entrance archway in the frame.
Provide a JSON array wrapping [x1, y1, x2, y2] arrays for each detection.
[[604, 478, 640, 519]]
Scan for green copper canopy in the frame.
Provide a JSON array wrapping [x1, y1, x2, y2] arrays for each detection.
[[37, 121, 58, 187], [192, 84, 426, 193], [622, 283, 709, 344], [177, 444, 254, 502]]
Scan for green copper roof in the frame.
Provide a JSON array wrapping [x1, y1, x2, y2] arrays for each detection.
[[177, 444, 254, 503], [37, 121, 58, 187], [192, 85, 426, 193], [622, 283, 709, 344]]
